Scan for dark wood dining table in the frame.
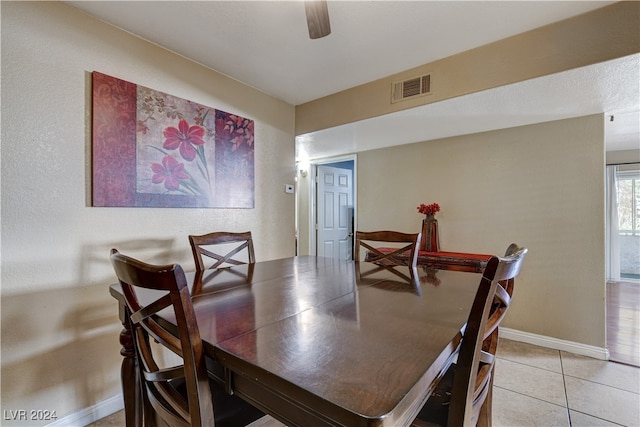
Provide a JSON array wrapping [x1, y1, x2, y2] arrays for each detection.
[[110, 256, 481, 427]]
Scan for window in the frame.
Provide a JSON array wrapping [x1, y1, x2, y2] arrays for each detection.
[[617, 169, 640, 236], [616, 166, 640, 280]]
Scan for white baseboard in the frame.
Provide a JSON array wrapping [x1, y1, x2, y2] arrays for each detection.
[[501, 327, 610, 360], [46, 394, 123, 427]]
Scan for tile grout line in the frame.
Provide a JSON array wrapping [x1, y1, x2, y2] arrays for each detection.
[[492, 385, 569, 410], [499, 349, 640, 395], [567, 410, 628, 427], [559, 350, 573, 427], [561, 372, 640, 395], [495, 354, 564, 375]]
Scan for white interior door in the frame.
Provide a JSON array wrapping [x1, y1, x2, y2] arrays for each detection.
[[317, 165, 353, 259]]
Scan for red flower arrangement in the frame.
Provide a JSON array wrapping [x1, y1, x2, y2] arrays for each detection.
[[417, 202, 440, 216]]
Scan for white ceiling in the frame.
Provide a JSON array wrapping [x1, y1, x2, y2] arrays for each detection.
[[67, 1, 639, 157]]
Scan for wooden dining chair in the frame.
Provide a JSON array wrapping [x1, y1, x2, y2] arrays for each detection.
[[411, 245, 527, 427], [354, 230, 421, 268], [189, 231, 255, 270], [110, 249, 264, 427]]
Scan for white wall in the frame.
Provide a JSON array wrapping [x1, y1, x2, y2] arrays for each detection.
[[1, 1, 295, 423], [355, 115, 606, 348]]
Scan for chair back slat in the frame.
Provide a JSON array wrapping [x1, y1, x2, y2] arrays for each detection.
[[354, 231, 422, 287], [447, 245, 527, 427], [189, 231, 255, 270], [354, 230, 421, 268]]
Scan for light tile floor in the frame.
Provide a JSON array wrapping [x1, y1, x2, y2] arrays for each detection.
[[90, 339, 640, 427], [493, 339, 639, 427]]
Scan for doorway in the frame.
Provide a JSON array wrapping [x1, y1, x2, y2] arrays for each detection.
[[605, 163, 640, 367], [310, 157, 356, 259]]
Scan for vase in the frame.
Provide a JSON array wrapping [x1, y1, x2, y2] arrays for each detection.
[[422, 214, 440, 252]]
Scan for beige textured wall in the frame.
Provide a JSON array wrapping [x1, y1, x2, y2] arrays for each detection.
[[296, 171, 312, 255], [356, 115, 605, 346], [1, 1, 295, 423]]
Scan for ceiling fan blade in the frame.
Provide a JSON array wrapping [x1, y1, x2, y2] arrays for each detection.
[[305, 0, 331, 39]]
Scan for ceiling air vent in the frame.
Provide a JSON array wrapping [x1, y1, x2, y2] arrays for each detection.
[[391, 73, 431, 103]]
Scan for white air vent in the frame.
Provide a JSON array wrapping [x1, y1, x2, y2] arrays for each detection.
[[391, 73, 431, 103]]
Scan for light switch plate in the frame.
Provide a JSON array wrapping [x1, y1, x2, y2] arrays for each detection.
[[285, 184, 294, 194]]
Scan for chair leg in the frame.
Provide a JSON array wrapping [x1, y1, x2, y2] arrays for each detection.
[[119, 310, 143, 427]]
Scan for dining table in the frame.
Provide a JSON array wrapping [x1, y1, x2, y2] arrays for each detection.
[[109, 256, 482, 427]]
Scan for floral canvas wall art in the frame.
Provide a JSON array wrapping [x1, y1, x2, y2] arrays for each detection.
[[92, 72, 254, 208]]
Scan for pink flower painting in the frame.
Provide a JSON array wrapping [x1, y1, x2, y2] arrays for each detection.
[[151, 155, 189, 191], [162, 119, 205, 161], [92, 72, 254, 208]]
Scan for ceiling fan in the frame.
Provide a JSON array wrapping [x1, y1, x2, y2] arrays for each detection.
[[305, 0, 331, 39]]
